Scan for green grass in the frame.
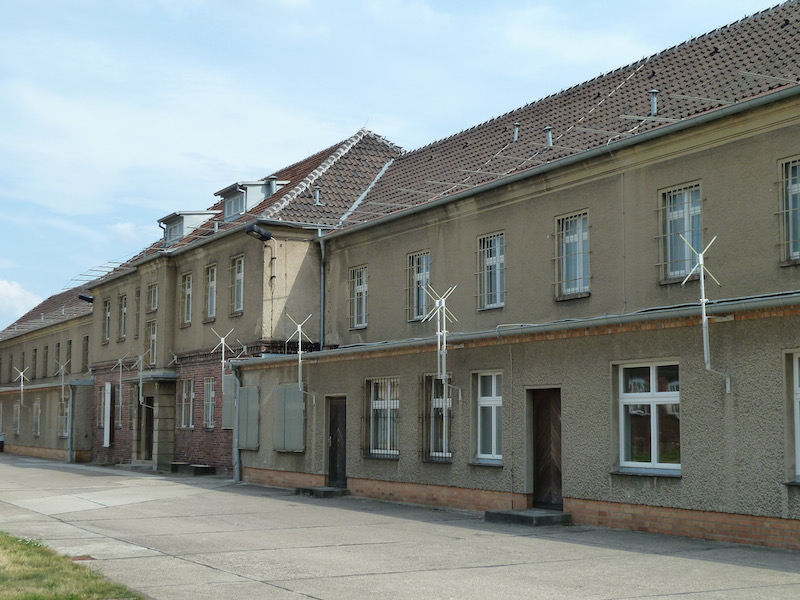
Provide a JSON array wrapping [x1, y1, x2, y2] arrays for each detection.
[[0, 532, 144, 600]]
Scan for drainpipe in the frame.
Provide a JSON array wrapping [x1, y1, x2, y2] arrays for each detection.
[[318, 230, 326, 349], [67, 385, 74, 463]]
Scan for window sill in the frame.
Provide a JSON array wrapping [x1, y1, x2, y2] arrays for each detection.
[[659, 274, 698, 286], [478, 305, 504, 312], [365, 453, 399, 461], [179, 322, 191, 329], [116, 337, 126, 343], [229, 311, 243, 318], [349, 325, 367, 331], [203, 317, 216, 325], [146, 309, 157, 314], [611, 468, 681, 478], [422, 455, 452, 464], [555, 291, 590, 302], [779, 258, 800, 268], [783, 481, 800, 487], [469, 458, 503, 468]]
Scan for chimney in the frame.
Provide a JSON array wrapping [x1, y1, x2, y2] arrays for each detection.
[[314, 186, 322, 206], [544, 126, 553, 147], [650, 89, 659, 116], [512, 122, 520, 143]]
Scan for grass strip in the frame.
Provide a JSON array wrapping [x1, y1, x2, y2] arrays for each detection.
[[0, 531, 144, 600]]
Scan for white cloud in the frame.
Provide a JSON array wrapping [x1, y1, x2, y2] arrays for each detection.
[[0, 280, 42, 328]]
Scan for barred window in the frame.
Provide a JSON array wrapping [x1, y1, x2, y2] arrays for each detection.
[[32, 400, 41, 437], [660, 183, 701, 280], [118, 294, 127, 339], [13, 402, 20, 435], [204, 264, 217, 320], [780, 159, 800, 262], [477, 232, 505, 309], [57, 398, 69, 438], [115, 383, 123, 429], [349, 265, 368, 329], [364, 377, 399, 457], [204, 377, 215, 429], [179, 379, 194, 429], [134, 287, 141, 337], [81, 335, 89, 373], [407, 252, 430, 321], [42, 346, 48, 378], [422, 375, 452, 461], [555, 212, 589, 297], [65, 340, 72, 374], [31, 348, 37, 380], [102, 299, 111, 342]]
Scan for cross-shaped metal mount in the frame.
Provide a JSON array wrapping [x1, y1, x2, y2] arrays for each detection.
[[287, 313, 313, 390], [422, 285, 458, 384]]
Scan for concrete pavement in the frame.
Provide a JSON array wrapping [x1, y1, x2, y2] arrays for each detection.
[[1, 454, 799, 600]]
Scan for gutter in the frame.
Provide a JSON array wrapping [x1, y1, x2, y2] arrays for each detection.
[[232, 290, 800, 367], [323, 84, 800, 241]]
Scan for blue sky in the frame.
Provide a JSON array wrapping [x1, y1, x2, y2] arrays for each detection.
[[0, 0, 779, 328]]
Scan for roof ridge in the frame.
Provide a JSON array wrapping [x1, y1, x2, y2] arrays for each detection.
[[404, 1, 789, 157], [261, 128, 373, 219]]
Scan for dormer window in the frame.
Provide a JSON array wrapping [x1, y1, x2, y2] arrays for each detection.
[[224, 193, 245, 221], [165, 221, 183, 244]]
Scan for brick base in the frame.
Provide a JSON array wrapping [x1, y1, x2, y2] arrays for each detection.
[[565, 497, 800, 551], [347, 478, 529, 512], [243, 467, 325, 489]]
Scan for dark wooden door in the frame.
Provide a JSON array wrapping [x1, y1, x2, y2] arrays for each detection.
[[533, 389, 562, 509], [327, 398, 347, 487]]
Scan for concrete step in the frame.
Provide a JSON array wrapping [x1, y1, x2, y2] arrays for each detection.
[[485, 507, 571, 527], [170, 462, 216, 476], [295, 486, 350, 499]]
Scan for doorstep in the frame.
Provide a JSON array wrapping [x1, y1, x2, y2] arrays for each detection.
[[485, 507, 571, 527], [295, 486, 350, 499]]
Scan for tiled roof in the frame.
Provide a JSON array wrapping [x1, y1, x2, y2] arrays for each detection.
[[336, 1, 800, 228], [0, 287, 93, 342]]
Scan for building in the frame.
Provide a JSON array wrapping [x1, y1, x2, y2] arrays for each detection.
[[231, 2, 800, 550]]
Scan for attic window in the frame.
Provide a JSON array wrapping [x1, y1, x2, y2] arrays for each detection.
[[165, 221, 183, 244], [224, 193, 245, 221]]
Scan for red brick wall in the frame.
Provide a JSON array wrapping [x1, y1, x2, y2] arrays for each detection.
[[565, 498, 800, 551], [91, 367, 135, 465]]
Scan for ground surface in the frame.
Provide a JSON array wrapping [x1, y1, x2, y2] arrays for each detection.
[[1, 454, 799, 600]]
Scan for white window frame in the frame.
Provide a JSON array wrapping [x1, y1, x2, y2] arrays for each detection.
[[180, 273, 192, 325], [230, 256, 244, 314], [179, 379, 194, 429], [146, 320, 157, 366], [476, 372, 502, 460], [147, 283, 158, 311], [661, 183, 701, 280], [57, 398, 69, 438], [556, 212, 589, 296], [224, 193, 245, 221], [426, 375, 452, 460], [205, 264, 217, 319], [134, 287, 141, 336], [781, 159, 800, 262], [477, 233, 505, 310], [203, 377, 215, 429], [618, 362, 681, 471], [102, 299, 111, 343], [13, 402, 20, 435], [349, 265, 368, 329], [407, 252, 430, 321], [165, 220, 183, 243], [793, 353, 800, 481], [368, 377, 399, 457], [118, 294, 127, 339]]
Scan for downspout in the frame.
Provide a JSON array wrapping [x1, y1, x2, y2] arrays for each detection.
[[67, 385, 74, 463], [318, 231, 326, 349]]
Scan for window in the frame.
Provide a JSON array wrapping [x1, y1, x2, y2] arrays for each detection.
[[145, 320, 157, 366], [203, 377, 215, 429], [102, 299, 111, 343], [65, 340, 72, 374], [793, 353, 800, 480], [423, 375, 452, 460], [349, 265, 368, 329], [118, 294, 127, 339], [204, 264, 217, 320], [780, 159, 800, 262], [179, 379, 194, 428], [31, 348, 37, 380], [180, 273, 192, 325], [477, 233, 505, 309], [476, 372, 502, 460], [165, 221, 183, 244], [13, 403, 20, 435], [7, 354, 12, 382], [407, 252, 430, 321], [115, 384, 123, 429], [224, 193, 245, 221], [54, 344, 60, 373], [81, 335, 89, 372], [661, 183, 701, 280], [556, 212, 589, 297], [134, 287, 141, 337], [42, 346, 48, 378], [57, 398, 69, 438], [229, 256, 244, 314], [619, 362, 681, 470], [32, 400, 41, 437], [147, 283, 158, 311], [365, 377, 399, 457]]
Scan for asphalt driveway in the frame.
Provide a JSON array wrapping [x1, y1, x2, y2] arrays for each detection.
[[1, 454, 799, 599]]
